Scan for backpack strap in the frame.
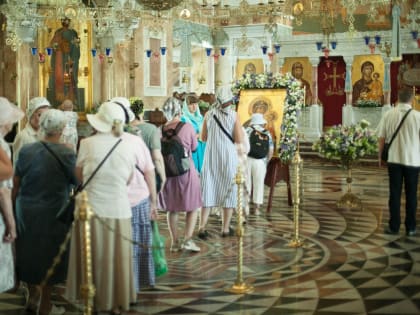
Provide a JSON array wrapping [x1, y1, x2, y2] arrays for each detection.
[[163, 122, 184, 138]]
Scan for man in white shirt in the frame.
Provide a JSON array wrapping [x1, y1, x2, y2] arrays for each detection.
[[377, 87, 420, 236]]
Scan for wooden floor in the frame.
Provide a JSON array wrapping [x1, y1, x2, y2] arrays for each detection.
[[1, 158, 420, 315]]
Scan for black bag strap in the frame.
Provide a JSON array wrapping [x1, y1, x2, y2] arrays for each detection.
[[41, 138, 122, 192], [388, 108, 412, 148], [80, 138, 122, 190], [213, 114, 234, 143], [163, 121, 184, 138]]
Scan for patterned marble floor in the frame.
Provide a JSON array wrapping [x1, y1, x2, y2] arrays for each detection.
[[1, 159, 420, 315]]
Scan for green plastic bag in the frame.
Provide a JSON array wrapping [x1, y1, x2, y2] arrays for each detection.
[[152, 221, 168, 277]]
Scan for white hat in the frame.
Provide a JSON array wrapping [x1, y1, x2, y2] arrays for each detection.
[[27, 97, 51, 119], [109, 97, 135, 123], [87, 101, 126, 133], [0, 97, 24, 126], [250, 113, 267, 125], [216, 86, 234, 107]]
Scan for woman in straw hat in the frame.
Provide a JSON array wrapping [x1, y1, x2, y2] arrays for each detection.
[[65, 102, 137, 315]]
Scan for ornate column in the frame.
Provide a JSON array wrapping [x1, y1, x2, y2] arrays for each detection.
[[343, 56, 353, 105], [309, 57, 319, 105], [382, 56, 391, 105], [17, 43, 37, 127]]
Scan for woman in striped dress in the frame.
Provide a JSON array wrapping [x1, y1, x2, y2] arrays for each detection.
[[199, 86, 243, 238]]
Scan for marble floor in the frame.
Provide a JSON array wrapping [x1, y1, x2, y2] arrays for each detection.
[[1, 158, 420, 315]]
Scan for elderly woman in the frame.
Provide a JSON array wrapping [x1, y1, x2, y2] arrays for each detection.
[[109, 96, 158, 292], [159, 97, 202, 252], [181, 93, 206, 173], [0, 97, 24, 293], [13, 97, 51, 162], [13, 109, 77, 315], [65, 102, 137, 315], [199, 86, 243, 238]]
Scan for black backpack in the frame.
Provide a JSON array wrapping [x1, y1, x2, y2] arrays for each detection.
[[248, 127, 270, 159], [161, 122, 190, 177]]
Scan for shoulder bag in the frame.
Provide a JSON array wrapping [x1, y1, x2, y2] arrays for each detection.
[[381, 109, 412, 162]]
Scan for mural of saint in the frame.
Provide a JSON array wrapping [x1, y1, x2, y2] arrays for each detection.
[[291, 62, 312, 105], [352, 61, 384, 105], [244, 62, 257, 75], [48, 17, 80, 106]]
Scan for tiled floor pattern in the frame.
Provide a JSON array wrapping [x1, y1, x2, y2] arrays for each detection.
[[1, 159, 420, 314]]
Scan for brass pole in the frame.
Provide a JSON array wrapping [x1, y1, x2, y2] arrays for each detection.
[[289, 149, 304, 248], [77, 191, 96, 315], [225, 165, 254, 294]]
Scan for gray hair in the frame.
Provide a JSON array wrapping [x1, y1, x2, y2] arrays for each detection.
[[39, 109, 67, 137]]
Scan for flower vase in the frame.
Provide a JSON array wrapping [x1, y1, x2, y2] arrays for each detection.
[[336, 160, 362, 209]]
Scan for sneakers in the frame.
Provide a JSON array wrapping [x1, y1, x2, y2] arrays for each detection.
[[181, 239, 200, 252], [407, 229, 417, 237], [384, 227, 399, 235], [170, 239, 181, 252]]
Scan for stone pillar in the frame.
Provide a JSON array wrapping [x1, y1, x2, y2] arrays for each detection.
[[383, 56, 391, 105], [343, 56, 353, 105], [17, 43, 38, 128], [309, 57, 319, 105], [215, 49, 232, 88]]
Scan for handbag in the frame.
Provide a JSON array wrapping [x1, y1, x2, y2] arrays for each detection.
[[42, 139, 122, 224], [381, 109, 412, 162], [151, 221, 168, 277]]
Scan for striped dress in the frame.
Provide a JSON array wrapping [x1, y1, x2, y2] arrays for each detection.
[[201, 107, 238, 208]]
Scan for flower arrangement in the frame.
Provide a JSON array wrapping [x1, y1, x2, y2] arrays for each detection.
[[232, 72, 305, 163], [312, 119, 378, 164], [355, 99, 381, 107]]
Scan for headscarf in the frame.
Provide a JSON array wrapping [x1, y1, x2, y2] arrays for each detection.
[[39, 109, 67, 136], [181, 99, 204, 134], [162, 97, 182, 122], [214, 85, 234, 110], [0, 97, 24, 126]]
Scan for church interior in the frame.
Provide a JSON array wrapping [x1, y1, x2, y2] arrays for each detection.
[[1, 0, 420, 314]]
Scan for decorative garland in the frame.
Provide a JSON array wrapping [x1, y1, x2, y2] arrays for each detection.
[[232, 72, 305, 163]]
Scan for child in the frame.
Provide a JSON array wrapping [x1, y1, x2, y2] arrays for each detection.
[[59, 99, 78, 151]]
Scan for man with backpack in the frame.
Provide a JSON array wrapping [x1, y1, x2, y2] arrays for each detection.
[[246, 113, 274, 215]]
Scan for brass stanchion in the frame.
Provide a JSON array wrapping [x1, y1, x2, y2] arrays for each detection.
[[225, 165, 254, 294], [288, 147, 304, 248], [76, 191, 96, 315]]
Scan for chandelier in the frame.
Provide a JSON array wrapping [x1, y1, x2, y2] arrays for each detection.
[[135, 0, 184, 11]]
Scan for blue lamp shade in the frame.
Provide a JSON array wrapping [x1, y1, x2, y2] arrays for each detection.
[[330, 41, 337, 50], [205, 47, 212, 56], [91, 48, 97, 57], [45, 47, 53, 56], [364, 36, 370, 45], [374, 35, 381, 45], [411, 30, 418, 40], [316, 41, 323, 51], [31, 47, 38, 55], [274, 44, 281, 53], [105, 47, 111, 56], [261, 45, 268, 54], [220, 47, 227, 56], [160, 47, 167, 55], [146, 49, 152, 58]]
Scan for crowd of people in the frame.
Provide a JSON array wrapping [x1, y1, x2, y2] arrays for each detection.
[[0, 87, 277, 315], [6, 86, 418, 315]]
